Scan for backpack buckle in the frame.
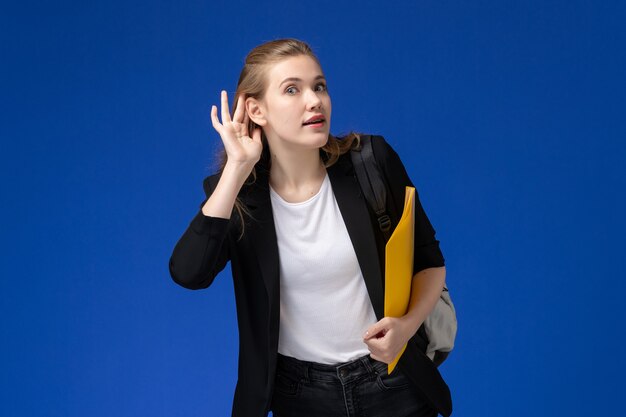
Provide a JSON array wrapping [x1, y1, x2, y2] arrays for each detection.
[[377, 215, 391, 232]]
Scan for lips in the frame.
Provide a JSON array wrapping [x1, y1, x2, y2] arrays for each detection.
[[303, 114, 325, 125]]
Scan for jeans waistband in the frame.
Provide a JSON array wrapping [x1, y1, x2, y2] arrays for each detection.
[[276, 353, 388, 384]]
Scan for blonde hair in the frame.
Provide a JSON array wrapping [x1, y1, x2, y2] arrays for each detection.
[[215, 38, 362, 238]]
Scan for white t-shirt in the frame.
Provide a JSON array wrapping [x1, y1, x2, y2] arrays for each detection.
[[269, 172, 378, 364]]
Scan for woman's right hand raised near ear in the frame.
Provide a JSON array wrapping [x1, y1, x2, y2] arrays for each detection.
[[201, 91, 263, 219], [211, 90, 263, 170]]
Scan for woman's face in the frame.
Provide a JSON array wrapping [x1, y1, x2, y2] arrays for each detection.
[[248, 55, 332, 151]]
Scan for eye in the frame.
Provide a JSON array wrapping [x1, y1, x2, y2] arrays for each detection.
[[315, 82, 327, 92], [285, 83, 327, 95]]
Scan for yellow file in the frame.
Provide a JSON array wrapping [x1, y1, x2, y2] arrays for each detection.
[[384, 186, 415, 374]]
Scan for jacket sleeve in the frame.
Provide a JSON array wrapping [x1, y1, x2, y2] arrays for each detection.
[[168, 174, 231, 290], [370, 135, 445, 273]]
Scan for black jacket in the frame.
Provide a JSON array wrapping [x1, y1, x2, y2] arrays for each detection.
[[169, 135, 452, 416]]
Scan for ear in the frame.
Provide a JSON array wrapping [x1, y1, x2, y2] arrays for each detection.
[[245, 97, 267, 127]]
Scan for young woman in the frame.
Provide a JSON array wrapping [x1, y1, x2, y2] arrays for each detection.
[[169, 38, 451, 417]]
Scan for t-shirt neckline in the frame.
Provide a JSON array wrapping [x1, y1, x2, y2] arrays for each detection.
[[269, 172, 330, 207]]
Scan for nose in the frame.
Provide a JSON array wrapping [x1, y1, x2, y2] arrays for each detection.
[[305, 88, 322, 110]]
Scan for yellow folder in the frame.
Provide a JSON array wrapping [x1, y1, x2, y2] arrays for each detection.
[[384, 186, 416, 374]]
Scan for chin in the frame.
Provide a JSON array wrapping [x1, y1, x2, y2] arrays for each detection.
[[312, 131, 331, 148], [272, 129, 331, 150]]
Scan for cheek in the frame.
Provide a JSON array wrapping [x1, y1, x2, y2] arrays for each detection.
[[271, 112, 292, 128], [324, 95, 332, 111], [265, 101, 291, 128], [274, 105, 299, 127]]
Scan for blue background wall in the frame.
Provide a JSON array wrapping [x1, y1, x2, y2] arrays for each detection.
[[2, 1, 625, 416]]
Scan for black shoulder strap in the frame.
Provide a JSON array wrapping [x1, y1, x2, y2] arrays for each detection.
[[350, 135, 392, 241]]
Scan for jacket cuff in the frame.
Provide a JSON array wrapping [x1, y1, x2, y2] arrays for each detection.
[[190, 210, 230, 236], [414, 241, 446, 272]]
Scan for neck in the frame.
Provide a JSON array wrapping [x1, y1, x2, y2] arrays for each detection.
[[268, 145, 326, 191]]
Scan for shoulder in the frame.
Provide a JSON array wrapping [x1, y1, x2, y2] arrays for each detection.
[[335, 133, 398, 160], [334, 133, 408, 181], [372, 134, 400, 159], [365, 133, 416, 194], [358, 134, 406, 172]]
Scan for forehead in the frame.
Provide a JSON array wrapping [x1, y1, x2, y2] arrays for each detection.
[[266, 55, 324, 86]]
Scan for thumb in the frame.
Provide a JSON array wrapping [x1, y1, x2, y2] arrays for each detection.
[[363, 318, 389, 340]]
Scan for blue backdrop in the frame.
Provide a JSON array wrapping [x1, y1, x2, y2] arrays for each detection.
[[2, 1, 625, 416]]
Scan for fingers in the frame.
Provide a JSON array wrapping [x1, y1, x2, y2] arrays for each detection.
[[364, 336, 382, 350], [210, 105, 222, 133], [232, 94, 244, 124], [365, 339, 387, 363], [211, 90, 236, 134], [363, 317, 408, 365], [211, 91, 258, 149], [240, 110, 249, 137], [363, 332, 384, 358], [365, 335, 397, 364], [363, 318, 389, 340], [220, 90, 231, 124]]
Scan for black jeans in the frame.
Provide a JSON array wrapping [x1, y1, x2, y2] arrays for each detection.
[[270, 353, 437, 417]]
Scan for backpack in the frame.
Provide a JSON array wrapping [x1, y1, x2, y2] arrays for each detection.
[[350, 134, 457, 366]]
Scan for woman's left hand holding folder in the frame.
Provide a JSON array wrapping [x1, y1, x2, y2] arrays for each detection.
[[362, 316, 415, 365]]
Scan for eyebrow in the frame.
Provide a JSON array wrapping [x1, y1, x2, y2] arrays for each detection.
[[279, 75, 326, 87]]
